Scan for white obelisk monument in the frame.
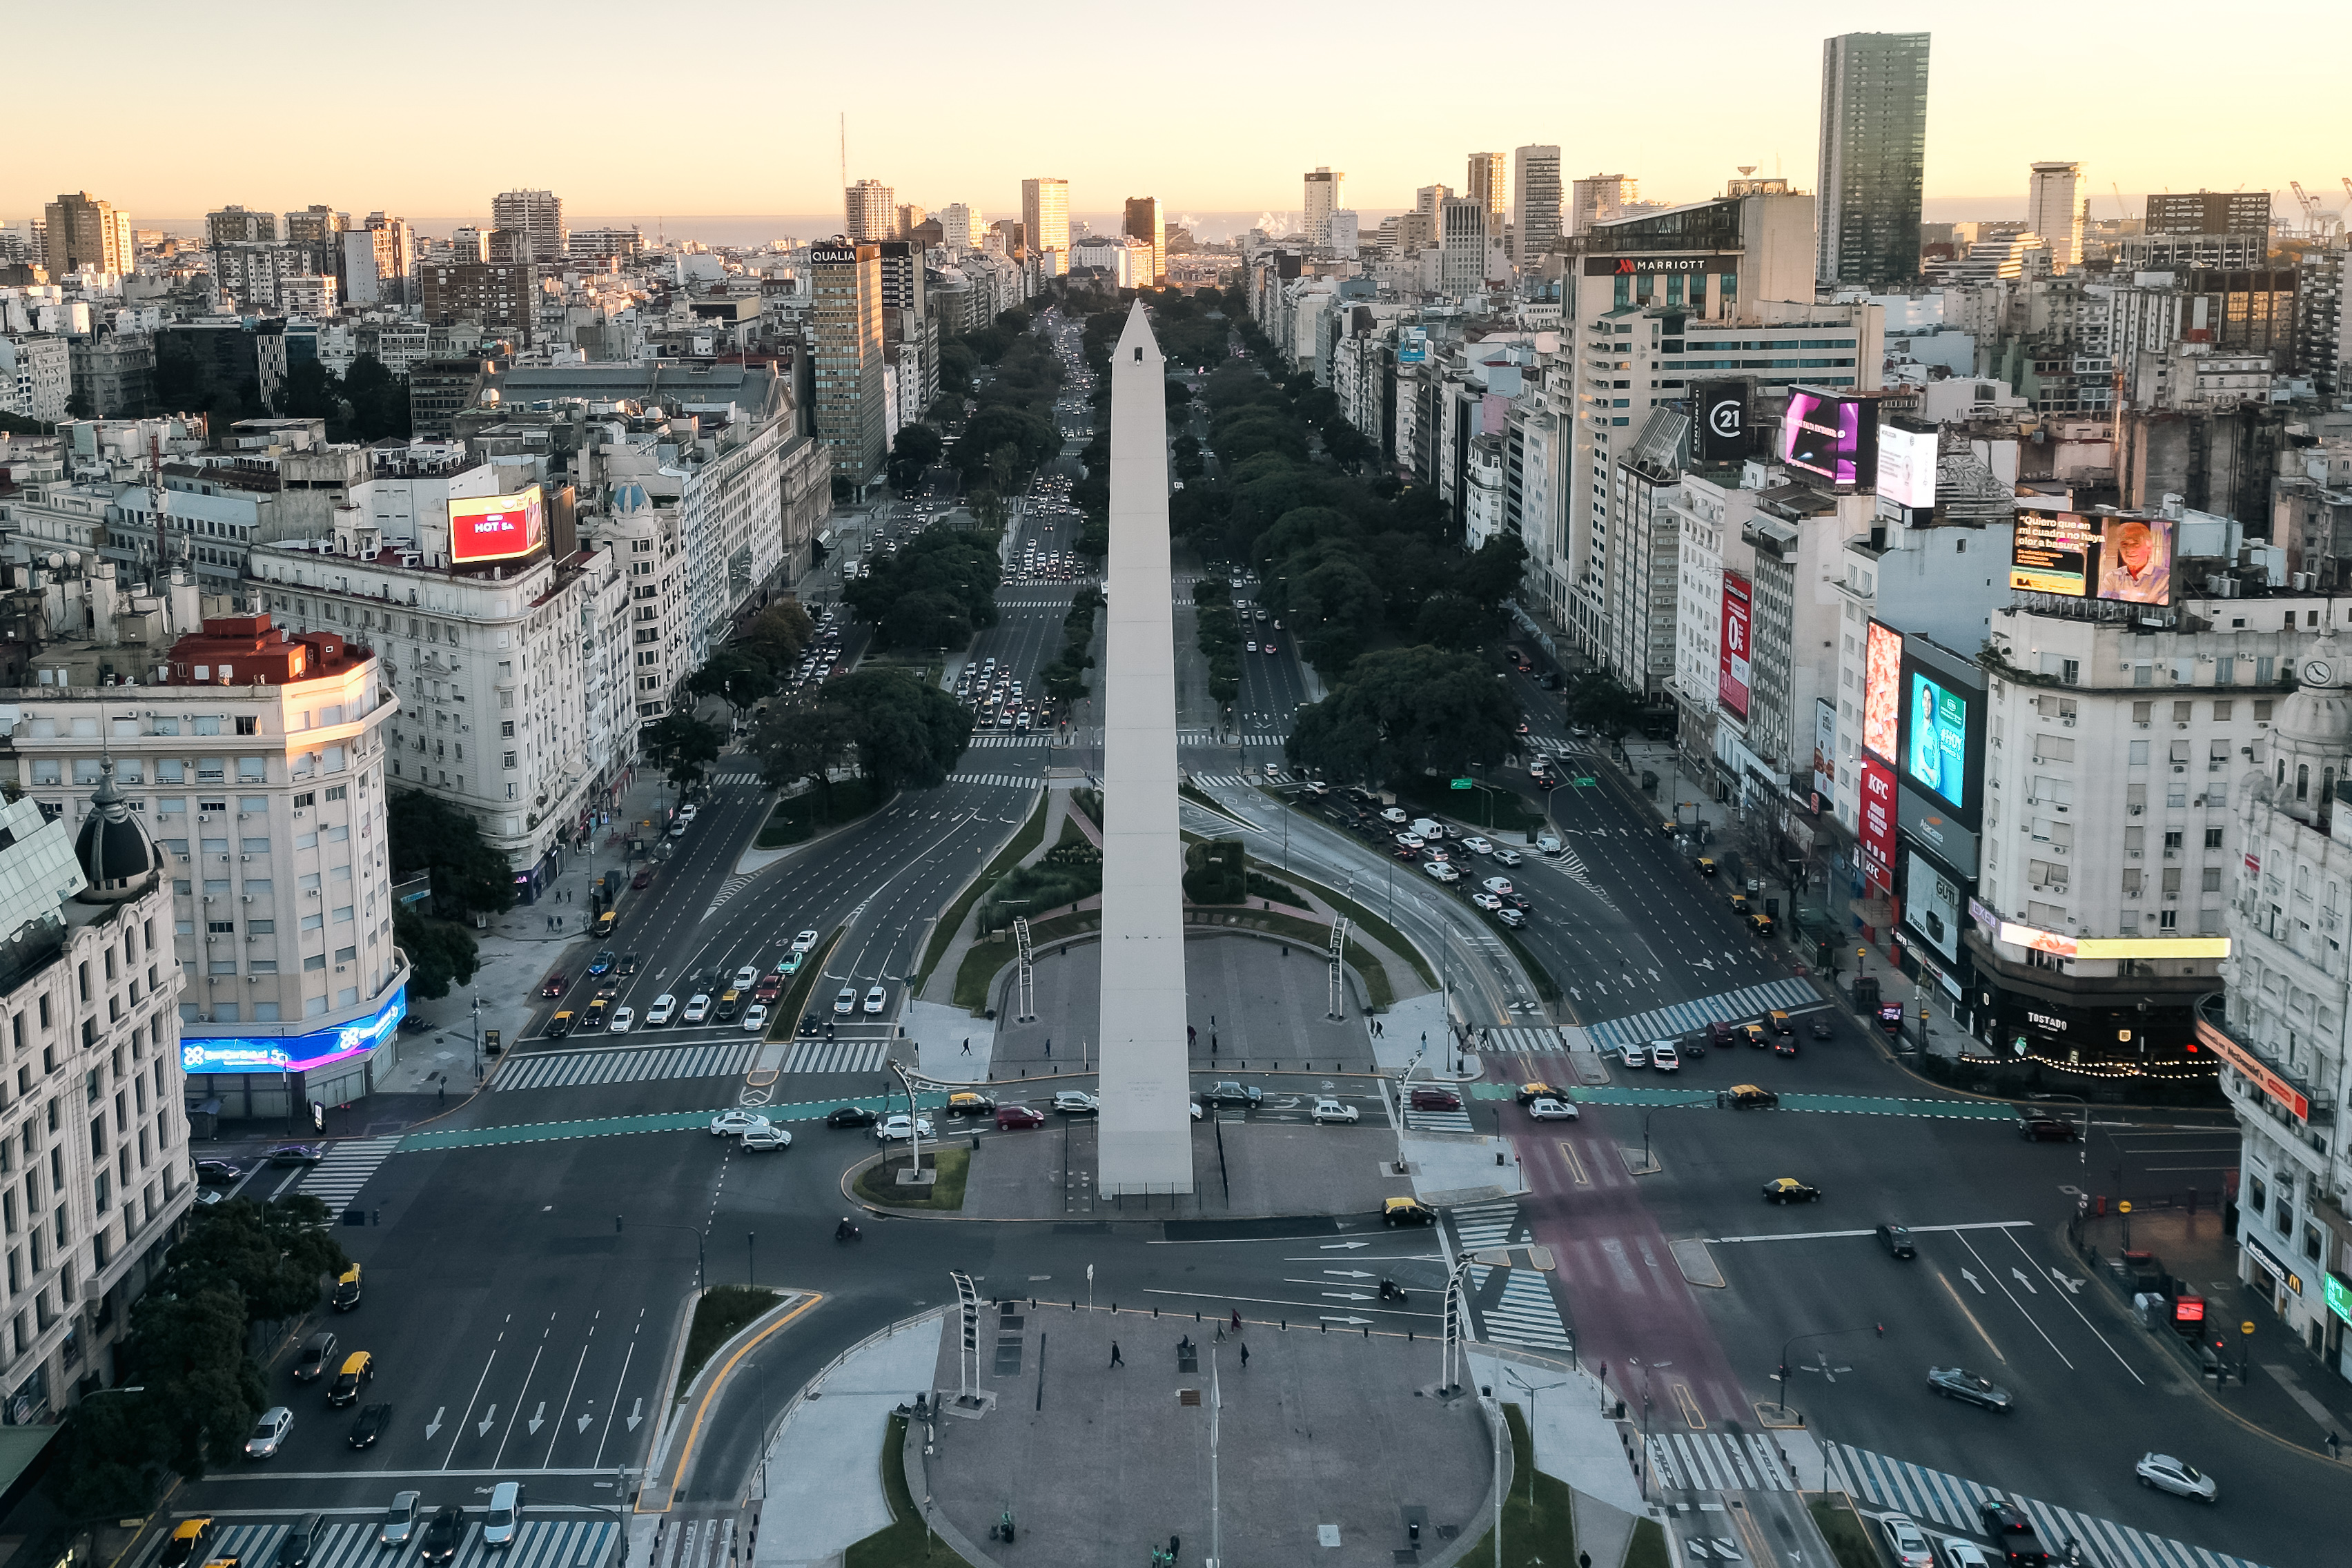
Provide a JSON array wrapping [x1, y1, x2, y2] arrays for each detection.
[[1097, 302, 1193, 1195]]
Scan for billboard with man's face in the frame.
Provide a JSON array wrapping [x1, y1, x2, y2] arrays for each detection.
[[2097, 517, 2173, 605]]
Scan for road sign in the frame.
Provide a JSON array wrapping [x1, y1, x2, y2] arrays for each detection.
[[2242, 1321, 2256, 1335], [1451, 778, 1473, 790], [2119, 1201, 2133, 1214]]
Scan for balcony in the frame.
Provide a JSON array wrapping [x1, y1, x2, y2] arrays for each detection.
[[2196, 992, 2333, 1127]]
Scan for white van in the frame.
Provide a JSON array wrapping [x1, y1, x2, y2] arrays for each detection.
[[483, 1482, 525, 1548], [1409, 818, 1446, 842]]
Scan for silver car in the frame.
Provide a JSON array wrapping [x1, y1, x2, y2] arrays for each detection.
[[381, 1492, 424, 1548], [244, 1405, 293, 1460], [2135, 1452, 2218, 1502], [1879, 1513, 1932, 1568]]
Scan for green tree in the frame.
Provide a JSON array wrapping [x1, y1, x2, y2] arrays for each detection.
[[1288, 557, 1389, 669], [886, 423, 943, 491], [829, 668, 972, 792], [388, 791, 517, 918], [1286, 646, 1521, 787], [1562, 670, 1648, 741], [881, 589, 974, 651], [752, 700, 854, 814], [278, 359, 340, 421], [341, 355, 411, 442], [736, 600, 812, 673], [394, 905, 481, 1000], [846, 528, 1003, 651], [643, 712, 724, 797], [685, 648, 776, 718]]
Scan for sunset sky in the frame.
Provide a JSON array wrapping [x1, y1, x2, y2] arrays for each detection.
[[8, 0, 2346, 232]]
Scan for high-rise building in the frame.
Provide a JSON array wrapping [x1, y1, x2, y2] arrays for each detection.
[[2145, 190, 2273, 238], [490, 188, 567, 264], [1569, 175, 1637, 236], [206, 205, 277, 245], [1123, 197, 1165, 284], [843, 180, 894, 243], [1438, 197, 1492, 292], [284, 205, 346, 249], [341, 213, 414, 306], [1021, 179, 1070, 262], [939, 203, 981, 251], [1466, 153, 1509, 217], [1816, 31, 1931, 286], [43, 191, 130, 276], [810, 239, 888, 488], [1511, 145, 1562, 266], [1303, 168, 1343, 246], [420, 261, 536, 343], [894, 204, 927, 241], [2026, 162, 2084, 271]]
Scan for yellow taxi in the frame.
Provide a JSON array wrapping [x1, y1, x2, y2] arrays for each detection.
[[161, 1520, 215, 1568], [945, 1092, 997, 1116], [1382, 1197, 1436, 1228], [1514, 1081, 1562, 1106]]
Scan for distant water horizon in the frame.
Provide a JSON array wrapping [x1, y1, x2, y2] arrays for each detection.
[[25, 195, 2073, 248]]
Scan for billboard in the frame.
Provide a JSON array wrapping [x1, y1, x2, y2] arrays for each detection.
[[1398, 328, 1429, 365], [1776, 389, 1879, 488], [182, 986, 408, 1075], [2009, 512, 2175, 605], [1876, 423, 1938, 509], [1861, 620, 1902, 763], [1859, 754, 1898, 892], [1905, 672, 1971, 811], [1694, 380, 1749, 462], [1718, 574, 1752, 721], [1812, 699, 1837, 803], [1904, 849, 1963, 964], [1898, 784, 1979, 876], [449, 485, 545, 565]]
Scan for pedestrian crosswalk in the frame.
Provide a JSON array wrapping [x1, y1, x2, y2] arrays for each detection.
[[1648, 1431, 1796, 1492], [1825, 1442, 2271, 1568], [296, 1137, 401, 1209], [496, 1041, 759, 1092], [1403, 1108, 1476, 1133], [945, 772, 1044, 790], [1585, 977, 1823, 1052], [968, 733, 1053, 748], [783, 1039, 893, 1075], [1483, 1026, 1571, 1054], [708, 765, 764, 783], [188, 1518, 615, 1568], [1449, 1199, 1574, 1352], [1187, 766, 1294, 787]]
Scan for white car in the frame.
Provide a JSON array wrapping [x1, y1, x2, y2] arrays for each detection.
[[740, 1125, 792, 1153], [863, 986, 888, 1015], [1879, 1515, 1932, 1568], [645, 994, 676, 1026], [2135, 1453, 2218, 1502], [676, 804, 699, 825], [734, 966, 760, 990], [1379, 807, 1409, 825], [710, 1110, 773, 1138], [792, 930, 819, 953], [683, 994, 712, 1023], [1423, 861, 1460, 883], [1480, 876, 1514, 896], [1052, 1090, 1099, 1115], [1310, 1097, 1359, 1124], [1535, 832, 1562, 854], [1527, 1097, 1579, 1121], [669, 819, 689, 839], [874, 1114, 936, 1142], [607, 1006, 636, 1035], [1471, 892, 1503, 912], [1651, 1042, 1681, 1072], [743, 1004, 769, 1033], [1620, 1041, 1651, 1068], [1495, 907, 1526, 928], [834, 987, 857, 1015], [1939, 1542, 1991, 1568], [1460, 836, 1494, 856], [1393, 832, 1424, 851]]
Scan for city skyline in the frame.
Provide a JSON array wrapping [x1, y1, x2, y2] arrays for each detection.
[[6, 1, 2343, 225]]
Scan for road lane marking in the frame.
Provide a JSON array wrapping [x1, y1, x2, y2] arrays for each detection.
[[442, 1333, 504, 1469], [1998, 1228, 2145, 1385], [1705, 1220, 2034, 1244], [641, 1291, 823, 1514], [1558, 1140, 1589, 1185], [1139, 1286, 1440, 1320], [1672, 1382, 1706, 1429], [1952, 1231, 2072, 1369], [1934, 1271, 2007, 1363]]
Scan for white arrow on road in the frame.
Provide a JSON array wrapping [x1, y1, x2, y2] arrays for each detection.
[[1320, 1315, 1373, 1326], [424, 1407, 444, 1440], [1318, 1242, 1369, 1251], [1322, 1270, 1376, 1280], [476, 1405, 498, 1437], [2010, 1267, 2040, 1295], [1322, 1291, 1373, 1302], [526, 1401, 547, 1435], [2049, 1268, 2086, 1295], [1959, 1269, 1986, 1295], [626, 1399, 644, 1431], [577, 1412, 595, 1433]]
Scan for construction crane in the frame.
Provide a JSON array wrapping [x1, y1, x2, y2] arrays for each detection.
[[2290, 180, 2344, 242]]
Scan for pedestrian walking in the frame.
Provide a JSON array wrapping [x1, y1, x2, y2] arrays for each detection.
[[1044, 1037, 1052, 1058], [962, 1037, 972, 1056], [2330, 1431, 2343, 1460], [1231, 1309, 1243, 1334], [1240, 1342, 1249, 1369], [1110, 1342, 1124, 1368]]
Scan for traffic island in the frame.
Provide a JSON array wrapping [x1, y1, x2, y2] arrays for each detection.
[[851, 1147, 971, 1212], [913, 1304, 1499, 1568], [951, 1110, 1412, 1219]]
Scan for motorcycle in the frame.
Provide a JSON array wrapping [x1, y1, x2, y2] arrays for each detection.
[[1378, 1279, 1409, 1304], [834, 1218, 863, 1242]]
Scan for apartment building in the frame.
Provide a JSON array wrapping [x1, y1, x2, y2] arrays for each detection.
[[490, 190, 567, 265], [5, 611, 406, 1113], [810, 242, 887, 489], [0, 784, 192, 1424], [1511, 146, 1562, 267]]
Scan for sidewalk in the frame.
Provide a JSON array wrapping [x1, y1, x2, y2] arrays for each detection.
[[2072, 1206, 2352, 1461], [749, 1313, 945, 1568]]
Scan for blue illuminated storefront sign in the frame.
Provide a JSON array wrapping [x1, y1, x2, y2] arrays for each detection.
[[181, 988, 407, 1075]]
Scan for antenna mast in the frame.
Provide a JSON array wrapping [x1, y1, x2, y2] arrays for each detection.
[[839, 112, 848, 214]]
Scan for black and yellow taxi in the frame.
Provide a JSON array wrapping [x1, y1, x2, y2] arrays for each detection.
[[1728, 893, 1750, 918], [582, 999, 610, 1032], [162, 1519, 216, 1568], [1514, 1081, 1564, 1106], [326, 1351, 374, 1408], [1762, 1177, 1822, 1204], [1725, 1084, 1779, 1108], [547, 1010, 575, 1039], [1695, 856, 1718, 876], [944, 1092, 997, 1117], [1382, 1197, 1437, 1228], [592, 910, 618, 937], [1738, 1023, 1769, 1048], [716, 989, 741, 1022], [1747, 911, 1776, 937], [331, 1264, 362, 1311]]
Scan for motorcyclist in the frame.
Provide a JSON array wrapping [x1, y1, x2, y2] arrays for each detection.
[[836, 1216, 859, 1241]]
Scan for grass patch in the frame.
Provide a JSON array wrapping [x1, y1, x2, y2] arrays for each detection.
[[914, 792, 1049, 992], [1807, 1496, 1878, 1568], [1456, 1403, 1578, 1568], [767, 928, 843, 1041], [1245, 871, 1305, 907], [756, 776, 887, 848], [853, 1145, 971, 1211], [674, 1284, 781, 1400], [1392, 774, 1545, 835], [842, 1413, 940, 1568], [977, 818, 1101, 935]]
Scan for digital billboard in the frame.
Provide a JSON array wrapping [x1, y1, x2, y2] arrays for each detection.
[[1861, 621, 1902, 764], [2009, 512, 2175, 606], [1904, 849, 1963, 964], [1876, 423, 1938, 509], [1812, 699, 1837, 804], [1398, 328, 1429, 365], [182, 986, 408, 1076], [1718, 574, 1752, 721], [1694, 380, 1748, 462], [1859, 754, 1898, 892], [1776, 389, 1879, 488], [1906, 672, 1970, 811], [449, 485, 546, 565]]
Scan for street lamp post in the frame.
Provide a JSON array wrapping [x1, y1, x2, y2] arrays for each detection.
[[1502, 1369, 1567, 1510], [1771, 1326, 1876, 1424]]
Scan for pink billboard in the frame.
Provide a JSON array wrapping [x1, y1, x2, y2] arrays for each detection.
[[1718, 573, 1752, 721]]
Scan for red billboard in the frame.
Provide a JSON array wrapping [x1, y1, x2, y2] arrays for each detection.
[[449, 486, 545, 565], [1859, 754, 1898, 892], [1718, 573, 1752, 721]]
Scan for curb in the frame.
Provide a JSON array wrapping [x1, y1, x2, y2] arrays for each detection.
[[640, 1288, 825, 1513]]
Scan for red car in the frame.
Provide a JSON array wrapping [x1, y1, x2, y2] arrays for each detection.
[[540, 973, 567, 997], [1409, 1086, 1462, 1111], [994, 1105, 1046, 1130], [632, 868, 654, 890], [754, 978, 783, 1002]]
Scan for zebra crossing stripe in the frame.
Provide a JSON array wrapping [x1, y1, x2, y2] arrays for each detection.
[[295, 1137, 401, 1207], [1404, 1110, 1475, 1133], [496, 1041, 758, 1092], [1489, 1026, 1566, 1053], [782, 1039, 891, 1075], [1586, 977, 1822, 1051]]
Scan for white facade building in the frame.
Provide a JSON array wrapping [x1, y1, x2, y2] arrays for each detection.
[[1, 335, 71, 424]]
